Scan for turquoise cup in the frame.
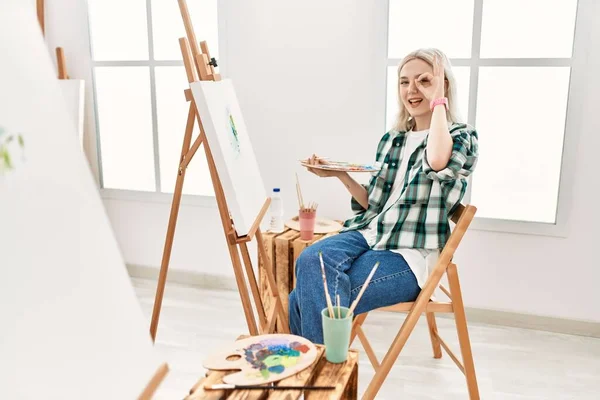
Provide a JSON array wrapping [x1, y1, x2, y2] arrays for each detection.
[[321, 306, 353, 363]]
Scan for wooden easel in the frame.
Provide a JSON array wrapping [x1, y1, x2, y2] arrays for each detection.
[[36, 0, 69, 79], [138, 363, 169, 400], [149, 0, 289, 342], [56, 47, 69, 79]]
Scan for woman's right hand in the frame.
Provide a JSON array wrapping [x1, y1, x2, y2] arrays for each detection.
[[303, 154, 346, 178]]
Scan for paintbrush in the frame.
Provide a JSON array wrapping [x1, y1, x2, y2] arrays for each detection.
[[319, 252, 335, 318], [298, 156, 330, 162], [204, 383, 335, 390], [295, 172, 304, 210], [347, 262, 380, 317]]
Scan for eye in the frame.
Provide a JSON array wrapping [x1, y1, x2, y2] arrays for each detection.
[[400, 81, 408, 86]]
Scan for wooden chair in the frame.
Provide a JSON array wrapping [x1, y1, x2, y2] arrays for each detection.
[[351, 204, 480, 400]]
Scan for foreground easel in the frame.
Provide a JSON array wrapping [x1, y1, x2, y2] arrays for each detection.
[[138, 364, 170, 400], [149, 0, 289, 341]]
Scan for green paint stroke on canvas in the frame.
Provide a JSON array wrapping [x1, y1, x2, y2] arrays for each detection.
[[226, 106, 241, 157], [0, 125, 25, 174]]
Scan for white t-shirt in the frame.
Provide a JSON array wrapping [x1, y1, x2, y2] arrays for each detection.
[[358, 129, 439, 289]]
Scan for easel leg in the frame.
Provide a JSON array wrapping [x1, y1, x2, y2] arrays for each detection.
[[239, 242, 267, 330], [138, 363, 169, 400], [227, 241, 259, 336], [150, 104, 196, 341]]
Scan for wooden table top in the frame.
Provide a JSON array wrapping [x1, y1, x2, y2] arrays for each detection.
[[186, 340, 359, 400]]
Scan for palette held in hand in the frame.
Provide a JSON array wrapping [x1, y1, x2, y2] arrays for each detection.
[[300, 159, 380, 172], [203, 334, 319, 385]]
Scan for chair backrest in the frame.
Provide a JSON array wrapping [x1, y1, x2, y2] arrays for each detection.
[[450, 204, 467, 225], [437, 204, 477, 269]]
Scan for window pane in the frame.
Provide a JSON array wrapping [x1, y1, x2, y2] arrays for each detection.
[[472, 67, 571, 223], [88, 0, 149, 61], [151, 0, 219, 60], [480, 0, 578, 58], [388, 0, 474, 59], [95, 67, 155, 191], [155, 67, 214, 195], [386, 66, 470, 131], [452, 67, 471, 123]]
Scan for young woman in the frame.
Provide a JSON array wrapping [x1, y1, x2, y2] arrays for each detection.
[[289, 48, 479, 344]]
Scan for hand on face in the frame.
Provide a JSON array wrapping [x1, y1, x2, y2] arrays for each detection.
[[415, 55, 446, 102]]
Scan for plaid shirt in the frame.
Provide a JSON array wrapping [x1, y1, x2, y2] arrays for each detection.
[[341, 123, 479, 250]]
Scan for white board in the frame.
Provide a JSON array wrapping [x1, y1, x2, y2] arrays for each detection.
[[58, 79, 85, 149], [0, 4, 165, 399], [191, 79, 267, 236]]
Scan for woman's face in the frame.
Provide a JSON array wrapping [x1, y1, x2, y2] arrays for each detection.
[[399, 58, 433, 119]]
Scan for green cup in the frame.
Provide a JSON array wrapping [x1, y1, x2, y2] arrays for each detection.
[[321, 306, 353, 363]]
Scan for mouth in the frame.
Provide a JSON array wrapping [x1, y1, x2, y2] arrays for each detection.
[[408, 98, 423, 108]]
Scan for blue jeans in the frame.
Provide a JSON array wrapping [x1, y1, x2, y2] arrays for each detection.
[[288, 231, 421, 344]]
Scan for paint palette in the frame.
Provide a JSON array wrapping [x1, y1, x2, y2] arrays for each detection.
[[300, 160, 380, 173], [203, 334, 319, 385]]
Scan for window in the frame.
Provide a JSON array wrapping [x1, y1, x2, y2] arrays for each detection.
[[88, 0, 219, 196], [386, 0, 579, 232]]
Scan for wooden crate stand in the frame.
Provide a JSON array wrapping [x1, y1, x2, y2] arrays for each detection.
[[259, 227, 340, 332]]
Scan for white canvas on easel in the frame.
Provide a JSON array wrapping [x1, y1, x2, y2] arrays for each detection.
[[0, 3, 167, 399], [191, 79, 267, 237]]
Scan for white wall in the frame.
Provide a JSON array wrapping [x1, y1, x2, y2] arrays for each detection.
[[46, 0, 599, 323]]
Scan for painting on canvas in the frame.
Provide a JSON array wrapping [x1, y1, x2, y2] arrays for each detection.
[[191, 79, 266, 236]]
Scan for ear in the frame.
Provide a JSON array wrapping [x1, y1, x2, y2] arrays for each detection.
[[444, 78, 449, 96]]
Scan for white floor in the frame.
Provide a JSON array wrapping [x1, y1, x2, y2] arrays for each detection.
[[132, 278, 600, 399]]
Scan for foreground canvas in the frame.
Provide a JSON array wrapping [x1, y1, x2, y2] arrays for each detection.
[[0, 3, 165, 399]]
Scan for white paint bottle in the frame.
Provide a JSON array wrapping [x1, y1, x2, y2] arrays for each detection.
[[269, 188, 285, 233]]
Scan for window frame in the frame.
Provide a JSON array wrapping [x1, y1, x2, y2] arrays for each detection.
[[88, 0, 224, 199], [385, 0, 586, 237]]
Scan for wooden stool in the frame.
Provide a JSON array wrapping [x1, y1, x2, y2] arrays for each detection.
[[186, 335, 359, 400]]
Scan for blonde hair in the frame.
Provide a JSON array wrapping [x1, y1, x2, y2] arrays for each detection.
[[393, 48, 462, 132]]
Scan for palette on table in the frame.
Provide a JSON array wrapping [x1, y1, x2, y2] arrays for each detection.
[[203, 334, 319, 385]]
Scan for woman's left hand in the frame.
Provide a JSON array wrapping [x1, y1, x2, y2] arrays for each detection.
[[416, 55, 445, 102]]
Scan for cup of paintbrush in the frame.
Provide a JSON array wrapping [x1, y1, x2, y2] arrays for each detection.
[[318, 252, 352, 363], [321, 304, 353, 363], [298, 203, 317, 240]]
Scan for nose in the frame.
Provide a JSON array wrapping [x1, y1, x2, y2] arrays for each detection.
[[408, 80, 418, 94]]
